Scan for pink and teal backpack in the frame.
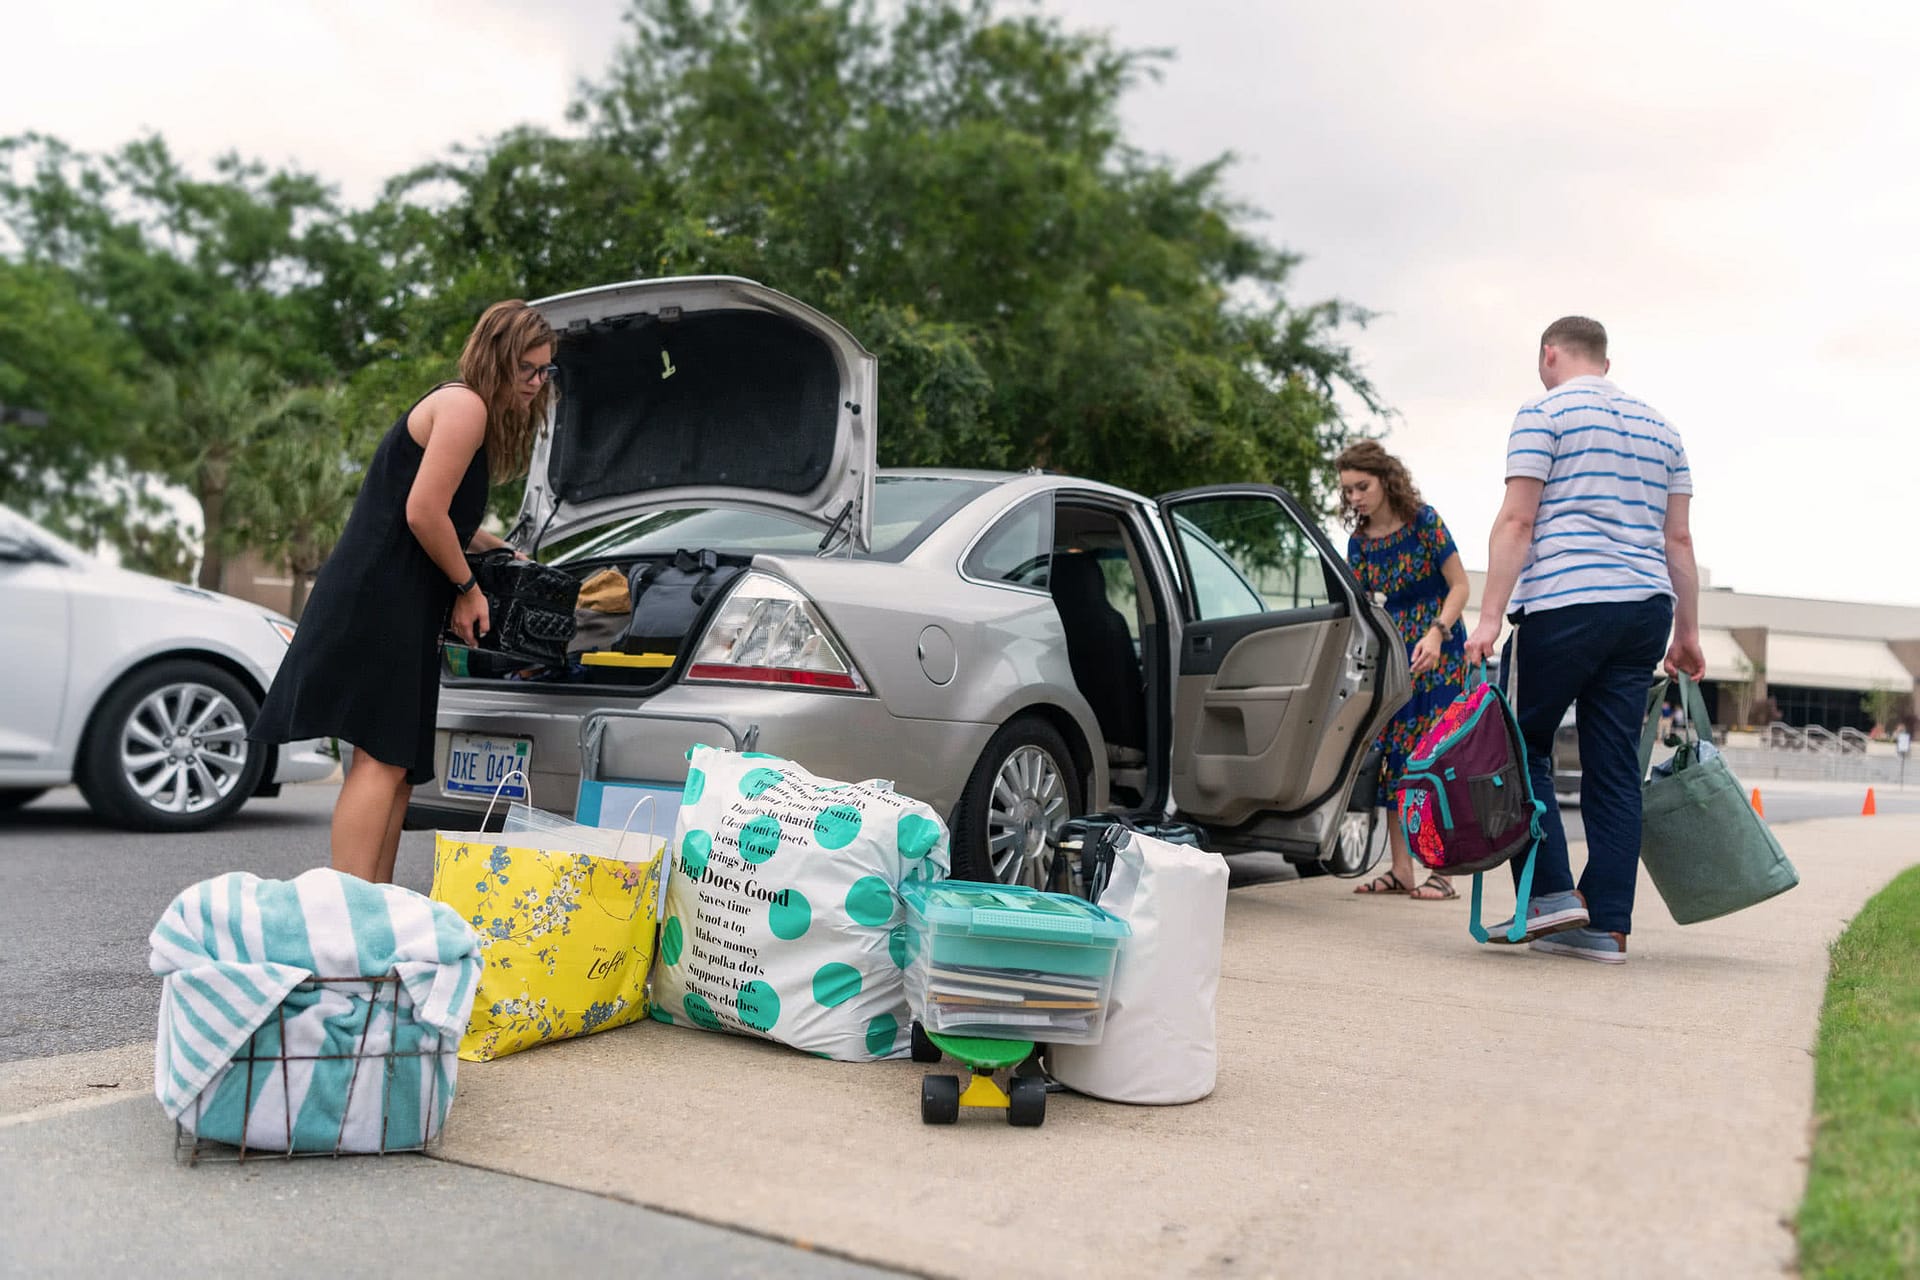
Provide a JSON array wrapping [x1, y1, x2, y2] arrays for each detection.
[[1395, 670, 1547, 943]]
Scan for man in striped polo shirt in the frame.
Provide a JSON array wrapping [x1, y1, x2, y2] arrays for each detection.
[[1465, 316, 1706, 964]]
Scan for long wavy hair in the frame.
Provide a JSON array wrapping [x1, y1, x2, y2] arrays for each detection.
[[1334, 439, 1423, 533], [457, 300, 557, 482]]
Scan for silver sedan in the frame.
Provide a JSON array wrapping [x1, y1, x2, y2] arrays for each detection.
[[407, 277, 1408, 884]]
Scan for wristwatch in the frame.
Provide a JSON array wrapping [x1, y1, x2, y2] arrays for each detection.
[[454, 573, 477, 596]]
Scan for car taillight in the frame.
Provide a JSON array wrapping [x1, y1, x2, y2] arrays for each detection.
[[686, 573, 867, 692]]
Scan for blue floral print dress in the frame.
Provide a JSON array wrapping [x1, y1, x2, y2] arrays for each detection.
[[1347, 505, 1469, 808]]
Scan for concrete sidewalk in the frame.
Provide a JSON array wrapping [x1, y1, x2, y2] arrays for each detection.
[[5, 816, 1914, 1277], [432, 815, 1920, 1277]]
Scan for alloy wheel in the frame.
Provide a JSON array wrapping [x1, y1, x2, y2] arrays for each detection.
[[118, 681, 252, 817], [986, 744, 1071, 886]]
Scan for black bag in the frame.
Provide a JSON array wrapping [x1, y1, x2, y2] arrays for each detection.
[[462, 550, 580, 666], [1052, 814, 1207, 899], [621, 548, 745, 655]]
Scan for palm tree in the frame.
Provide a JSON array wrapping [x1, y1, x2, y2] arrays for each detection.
[[143, 352, 283, 591], [224, 385, 364, 618]]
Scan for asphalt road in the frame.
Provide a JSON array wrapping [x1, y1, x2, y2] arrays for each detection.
[[0, 783, 438, 1063]]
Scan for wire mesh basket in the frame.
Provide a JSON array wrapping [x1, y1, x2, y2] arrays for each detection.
[[174, 974, 456, 1165]]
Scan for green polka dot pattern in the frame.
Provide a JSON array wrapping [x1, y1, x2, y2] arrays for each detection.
[[845, 876, 896, 927]]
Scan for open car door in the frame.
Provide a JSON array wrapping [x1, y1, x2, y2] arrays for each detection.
[[1154, 485, 1410, 859]]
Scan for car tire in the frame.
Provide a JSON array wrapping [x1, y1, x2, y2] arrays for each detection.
[[950, 714, 1083, 886], [78, 659, 268, 833], [0, 788, 48, 813]]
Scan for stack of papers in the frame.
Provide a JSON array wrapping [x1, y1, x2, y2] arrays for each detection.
[[925, 965, 1103, 1033]]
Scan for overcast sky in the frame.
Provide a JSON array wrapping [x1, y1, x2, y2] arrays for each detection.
[[7, 0, 1914, 604]]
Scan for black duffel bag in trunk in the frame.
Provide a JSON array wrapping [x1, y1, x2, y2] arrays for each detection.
[[461, 550, 580, 666], [622, 548, 746, 656]]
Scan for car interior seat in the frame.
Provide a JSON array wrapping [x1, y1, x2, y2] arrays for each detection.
[[1048, 551, 1146, 756]]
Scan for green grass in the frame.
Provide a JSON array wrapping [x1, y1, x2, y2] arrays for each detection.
[[1798, 864, 1920, 1278]]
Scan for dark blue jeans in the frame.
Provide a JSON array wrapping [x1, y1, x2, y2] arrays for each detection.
[[1501, 596, 1672, 935]]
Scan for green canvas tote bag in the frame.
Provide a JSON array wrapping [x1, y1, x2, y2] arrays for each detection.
[[1638, 673, 1799, 925]]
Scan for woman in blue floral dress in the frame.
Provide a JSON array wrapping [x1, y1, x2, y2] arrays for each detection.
[[1337, 441, 1471, 900]]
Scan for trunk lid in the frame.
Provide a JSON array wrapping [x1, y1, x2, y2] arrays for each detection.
[[520, 277, 878, 553]]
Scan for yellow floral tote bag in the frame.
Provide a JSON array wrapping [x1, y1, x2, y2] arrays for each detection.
[[431, 819, 667, 1062]]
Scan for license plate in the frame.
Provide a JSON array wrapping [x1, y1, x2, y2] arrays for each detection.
[[444, 734, 532, 800]]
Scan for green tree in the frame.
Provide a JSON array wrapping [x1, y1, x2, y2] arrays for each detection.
[[0, 259, 141, 532], [2, 133, 392, 560], [143, 350, 285, 590], [0, 133, 381, 379], [376, 0, 1382, 512], [224, 384, 366, 617], [1862, 686, 1914, 736]]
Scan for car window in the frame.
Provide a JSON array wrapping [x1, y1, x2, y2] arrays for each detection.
[[551, 476, 992, 564], [1168, 498, 1338, 621], [1097, 553, 1141, 640], [963, 496, 1053, 590]]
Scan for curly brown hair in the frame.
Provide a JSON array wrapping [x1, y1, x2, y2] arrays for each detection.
[[458, 300, 558, 483], [1334, 439, 1423, 533]]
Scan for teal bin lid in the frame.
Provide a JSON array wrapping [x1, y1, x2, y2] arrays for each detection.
[[909, 882, 1132, 945]]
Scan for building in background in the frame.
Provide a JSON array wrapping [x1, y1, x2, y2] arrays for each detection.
[[1463, 569, 1920, 734]]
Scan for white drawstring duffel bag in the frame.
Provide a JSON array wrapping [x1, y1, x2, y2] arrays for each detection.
[[1047, 826, 1229, 1104]]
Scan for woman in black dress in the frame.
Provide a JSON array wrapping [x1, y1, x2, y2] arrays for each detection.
[[252, 301, 556, 883]]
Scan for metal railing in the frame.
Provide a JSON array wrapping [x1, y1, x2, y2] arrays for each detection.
[[1765, 722, 1870, 756]]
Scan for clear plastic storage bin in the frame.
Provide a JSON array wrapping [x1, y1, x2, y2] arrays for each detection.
[[904, 882, 1131, 1045]]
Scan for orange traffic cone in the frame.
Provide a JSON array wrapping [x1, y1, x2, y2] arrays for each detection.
[[1751, 787, 1764, 817], [1863, 788, 1877, 816]]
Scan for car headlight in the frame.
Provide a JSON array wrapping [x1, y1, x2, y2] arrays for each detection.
[[265, 617, 297, 645], [686, 573, 867, 692]]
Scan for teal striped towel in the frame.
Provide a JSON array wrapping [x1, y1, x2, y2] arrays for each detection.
[[149, 869, 482, 1153]]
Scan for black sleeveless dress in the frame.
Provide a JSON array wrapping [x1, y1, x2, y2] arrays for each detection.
[[252, 385, 489, 785]]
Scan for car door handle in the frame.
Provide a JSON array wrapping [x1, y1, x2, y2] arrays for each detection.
[[1190, 635, 1213, 655]]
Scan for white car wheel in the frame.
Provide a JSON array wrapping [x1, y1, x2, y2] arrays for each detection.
[[79, 660, 267, 832]]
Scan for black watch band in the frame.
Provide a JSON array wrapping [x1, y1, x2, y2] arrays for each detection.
[[454, 573, 477, 595]]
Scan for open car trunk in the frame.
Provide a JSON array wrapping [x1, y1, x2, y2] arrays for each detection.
[[442, 548, 754, 696]]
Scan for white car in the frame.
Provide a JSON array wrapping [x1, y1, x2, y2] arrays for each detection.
[[0, 503, 335, 830]]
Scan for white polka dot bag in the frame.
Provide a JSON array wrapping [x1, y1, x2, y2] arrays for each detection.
[[648, 746, 951, 1060]]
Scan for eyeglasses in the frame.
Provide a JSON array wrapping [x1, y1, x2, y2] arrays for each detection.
[[518, 362, 559, 385]]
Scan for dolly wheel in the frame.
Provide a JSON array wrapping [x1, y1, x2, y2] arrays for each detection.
[[910, 1020, 941, 1064], [1007, 1076, 1047, 1128], [922, 1075, 961, 1125]]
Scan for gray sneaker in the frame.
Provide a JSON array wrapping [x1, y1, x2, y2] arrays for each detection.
[[1530, 927, 1628, 964], [1485, 889, 1590, 945]]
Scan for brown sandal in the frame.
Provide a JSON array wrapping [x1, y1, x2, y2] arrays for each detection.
[[1410, 875, 1458, 900], [1353, 871, 1412, 895]]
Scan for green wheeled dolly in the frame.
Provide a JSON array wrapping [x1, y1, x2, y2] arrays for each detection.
[[912, 1020, 1047, 1127]]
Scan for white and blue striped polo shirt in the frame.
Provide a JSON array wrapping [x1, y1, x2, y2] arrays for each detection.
[[1505, 374, 1691, 613]]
